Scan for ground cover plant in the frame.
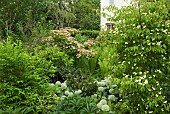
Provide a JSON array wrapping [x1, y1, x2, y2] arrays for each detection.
[[0, 0, 169, 114]]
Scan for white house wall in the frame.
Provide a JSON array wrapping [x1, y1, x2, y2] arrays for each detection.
[[100, 0, 131, 30]]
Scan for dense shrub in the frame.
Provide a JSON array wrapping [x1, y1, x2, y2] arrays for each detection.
[[77, 30, 100, 39], [0, 41, 58, 113], [102, 0, 170, 113]]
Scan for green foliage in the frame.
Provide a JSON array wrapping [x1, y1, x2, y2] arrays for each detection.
[[51, 95, 98, 114], [74, 34, 89, 43], [77, 30, 100, 39], [66, 68, 98, 96], [0, 41, 58, 113], [104, 0, 170, 113], [0, 0, 100, 42], [33, 46, 73, 82]]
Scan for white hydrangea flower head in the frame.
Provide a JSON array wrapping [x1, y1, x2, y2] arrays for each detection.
[[61, 83, 67, 89], [98, 87, 105, 92], [100, 99, 107, 105], [65, 91, 70, 95], [97, 102, 103, 109], [108, 95, 117, 101], [101, 105, 110, 111], [55, 81, 61, 86]]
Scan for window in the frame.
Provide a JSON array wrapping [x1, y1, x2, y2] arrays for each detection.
[[106, 23, 114, 30], [109, 0, 114, 4]]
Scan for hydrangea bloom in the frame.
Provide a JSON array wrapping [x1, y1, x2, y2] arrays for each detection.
[[98, 87, 105, 92], [55, 81, 61, 86], [101, 105, 110, 111], [100, 99, 107, 105], [65, 91, 70, 95], [97, 102, 103, 109], [61, 83, 67, 89], [108, 95, 117, 101]]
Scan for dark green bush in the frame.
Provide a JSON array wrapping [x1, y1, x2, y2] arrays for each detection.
[[77, 30, 100, 39], [0, 41, 58, 113]]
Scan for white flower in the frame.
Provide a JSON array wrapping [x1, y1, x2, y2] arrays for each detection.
[[109, 89, 114, 94], [100, 99, 107, 105], [97, 102, 103, 109], [164, 101, 167, 104], [149, 111, 153, 113], [61, 83, 67, 89], [97, 81, 105, 87], [103, 78, 110, 86], [101, 105, 110, 111], [108, 95, 117, 101], [65, 91, 70, 95], [144, 79, 148, 85], [55, 81, 61, 86], [60, 95, 66, 100], [139, 72, 142, 75], [68, 92, 73, 97], [102, 96, 107, 100], [91, 94, 97, 99], [98, 87, 105, 92], [75, 90, 82, 95]]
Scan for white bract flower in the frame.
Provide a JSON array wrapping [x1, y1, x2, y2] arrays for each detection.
[[149, 111, 153, 113], [98, 87, 105, 92], [101, 105, 110, 111], [144, 79, 148, 85], [61, 83, 67, 89], [75, 90, 82, 95]]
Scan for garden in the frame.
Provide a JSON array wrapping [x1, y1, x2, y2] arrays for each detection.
[[0, 0, 170, 114]]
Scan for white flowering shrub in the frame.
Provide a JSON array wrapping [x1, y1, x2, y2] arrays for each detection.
[[104, 0, 170, 113]]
